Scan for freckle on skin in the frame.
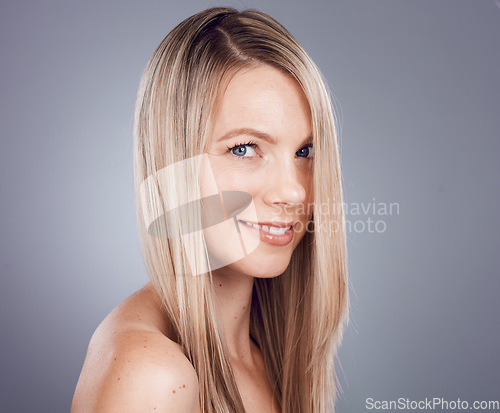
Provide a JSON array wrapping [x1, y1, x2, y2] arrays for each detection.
[[219, 284, 222, 287], [243, 306, 246, 310], [117, 377, 120, 381], [172, 390, 176, 394], [114, 358, 117, 361], [234, 316, 237, 319], [144, 346, 147, 348], [182, 384, 186, 388]]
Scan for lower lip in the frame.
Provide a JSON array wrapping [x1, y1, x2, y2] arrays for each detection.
[[238, 220, 294, 246]]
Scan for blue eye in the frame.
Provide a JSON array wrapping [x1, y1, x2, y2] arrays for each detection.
[[296, 144, 314, 158], [227, 141, 314, 159], [227, 141, 258, 159]]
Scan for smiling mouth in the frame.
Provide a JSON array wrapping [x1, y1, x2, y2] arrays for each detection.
[[238, 220, 293, 235]]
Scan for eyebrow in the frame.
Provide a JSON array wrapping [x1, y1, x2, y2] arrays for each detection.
[[217, 127, 313, 146]]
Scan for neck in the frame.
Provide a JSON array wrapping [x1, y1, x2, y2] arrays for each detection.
[[212, 268, 257, 366]]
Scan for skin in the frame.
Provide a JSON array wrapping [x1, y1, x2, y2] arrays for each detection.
[[71, 64, 313, 413]]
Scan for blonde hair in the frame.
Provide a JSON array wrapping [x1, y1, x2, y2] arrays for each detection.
[[133, 7, 348, 412]]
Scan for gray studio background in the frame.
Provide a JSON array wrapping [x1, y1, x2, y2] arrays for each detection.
[[1, 1, 499, 412]]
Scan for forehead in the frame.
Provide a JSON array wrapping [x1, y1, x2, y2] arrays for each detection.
[[210, 64, 312, 142]]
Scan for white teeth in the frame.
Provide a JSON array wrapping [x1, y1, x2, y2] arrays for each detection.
[[241, 221, 291, 235], [268, 226, 288, 235]]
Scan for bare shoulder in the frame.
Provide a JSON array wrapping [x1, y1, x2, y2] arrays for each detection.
[[71, 284, 200, 413]]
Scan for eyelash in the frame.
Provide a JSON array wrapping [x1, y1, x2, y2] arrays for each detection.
[[225, 141, 257, 161], [226, 141, 313, 160]]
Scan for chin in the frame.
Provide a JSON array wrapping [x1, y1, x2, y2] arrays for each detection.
[[234, 249, 293, 278]]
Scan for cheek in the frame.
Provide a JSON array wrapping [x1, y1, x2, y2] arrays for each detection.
[[209, 159, 259, 193], [301, 170, 314, 214], [307, 184, 314, 212], [217, 172, 257, 193]]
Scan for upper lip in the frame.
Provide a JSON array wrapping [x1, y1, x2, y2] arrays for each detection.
[[239, 220, 296, 228]]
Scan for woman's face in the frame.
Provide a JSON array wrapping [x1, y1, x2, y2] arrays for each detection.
[[202, 64, 314, 278]]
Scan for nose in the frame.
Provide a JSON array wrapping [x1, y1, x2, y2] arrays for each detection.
[[262, 157, 308, 208]]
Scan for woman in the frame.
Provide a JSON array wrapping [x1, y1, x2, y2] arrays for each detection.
[[72, 7, 348, 413]]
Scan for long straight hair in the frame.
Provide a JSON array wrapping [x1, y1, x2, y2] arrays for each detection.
[[133, 7, 348, 412]]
